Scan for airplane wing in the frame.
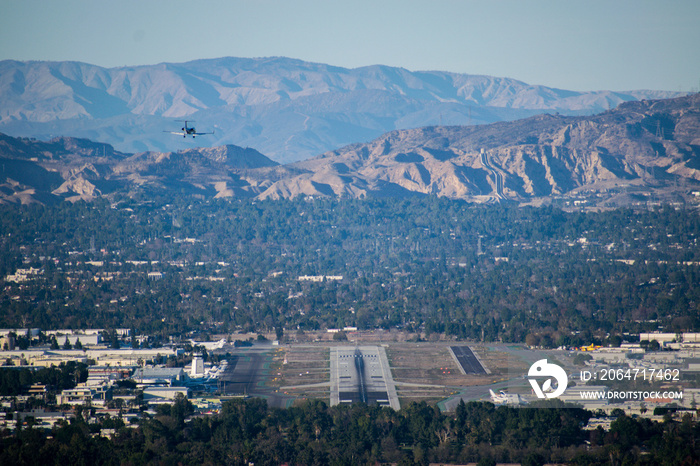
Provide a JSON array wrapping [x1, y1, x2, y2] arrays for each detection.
[[164, 131, 187, 136], [489, 389, 505, 404]]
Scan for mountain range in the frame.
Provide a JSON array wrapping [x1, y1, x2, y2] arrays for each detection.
[[0, 57, 682, 164], [1, 93, 698, 206]]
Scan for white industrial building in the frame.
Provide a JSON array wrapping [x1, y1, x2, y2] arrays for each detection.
[[190, 356, 204, 378], [133, 367, 185, 385], [143, 386, 190, 402]]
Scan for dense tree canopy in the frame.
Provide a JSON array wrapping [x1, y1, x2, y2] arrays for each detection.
[[1, 398, 698, 465], [1, 197, 699, 344]]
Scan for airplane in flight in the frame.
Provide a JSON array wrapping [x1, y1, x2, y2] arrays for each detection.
[[489, 389, 526, 405], [165, 120, 214, 138]]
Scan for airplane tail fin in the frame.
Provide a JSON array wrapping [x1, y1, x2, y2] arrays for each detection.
[[489, 389, 496, 397]]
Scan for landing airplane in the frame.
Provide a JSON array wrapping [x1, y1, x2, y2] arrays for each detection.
[[489, 389, 525, 405], [165, 120, 214, 138]]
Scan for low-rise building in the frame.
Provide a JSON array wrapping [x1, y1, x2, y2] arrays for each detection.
[[640, 332, 700, 346], [32, 355, 89, 367], [86, 348, 178, 366], [143, 386, 189, 403], [133, 367, 185, 386], [0, 329, 41, 338], [88, 365, 134, 380], [0, 334, 15, 350], [27, 384, 47, 401], [15, 409, 75, 430], [4, 267, 43, 283], [51, 332, 101, 347], [298, 275, 323, 282], [57, 385, 112, 406]]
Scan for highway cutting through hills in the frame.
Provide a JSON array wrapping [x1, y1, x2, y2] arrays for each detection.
[[480, 150, 504, 200]]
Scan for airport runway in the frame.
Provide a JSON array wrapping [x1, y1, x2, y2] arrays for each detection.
[[218, 348, 289, 408], [330, 345, 400, 409], [450, 346, 488, 375], [219, 352, 265, 395]]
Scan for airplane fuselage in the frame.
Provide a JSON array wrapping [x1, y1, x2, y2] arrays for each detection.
[[165, 120, 212, 138]]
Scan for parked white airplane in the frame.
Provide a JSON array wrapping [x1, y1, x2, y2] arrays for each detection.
[[489, 389, 525, 405], [189, 338, 227, 350]]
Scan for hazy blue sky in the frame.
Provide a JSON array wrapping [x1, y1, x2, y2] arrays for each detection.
[[1, 0, 698, 92]]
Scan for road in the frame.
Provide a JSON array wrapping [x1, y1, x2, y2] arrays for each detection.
[[480, 149, 504, 200]]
